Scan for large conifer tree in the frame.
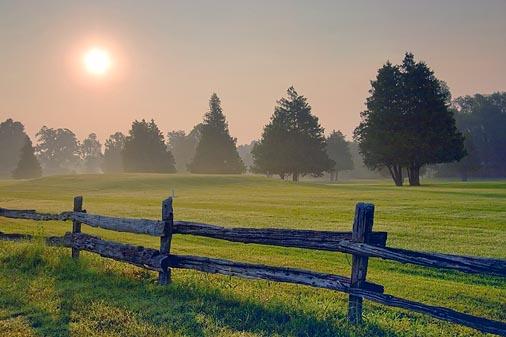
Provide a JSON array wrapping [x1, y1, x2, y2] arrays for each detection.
[[354, 53, 465, 186], [123, 119, 176, 173], [252, 87, 333, 181], [12, 136, 42, 179], [189, 94, 245, 174]]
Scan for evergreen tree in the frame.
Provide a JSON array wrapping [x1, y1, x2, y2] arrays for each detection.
[[0, 118, 28, 179], [252, 87, 333, 181], [354, 53, 465, 186], [12, 136, 42, 179], [189, 94, 245, 174], [326, 130, 353, 181], [123, 119, 176, 173], [103, 132, 126, 173]]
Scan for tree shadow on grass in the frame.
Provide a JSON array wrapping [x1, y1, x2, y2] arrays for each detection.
[[1, 246, 405, 337]]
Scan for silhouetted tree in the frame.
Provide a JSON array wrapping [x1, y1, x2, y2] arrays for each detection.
[[35, 126, 80, 175], [103, 132, 126, 173], [0, 118, 27, 179], [189, 94, 245, 174], [354, 53, 465, 186], [167, 124, 201, 172], [80, 133, 103, 173], [123, 119, 176, 173], [326, 130, 353, 181], [12, 136, 42, 179], [252, 87, 333, 181]]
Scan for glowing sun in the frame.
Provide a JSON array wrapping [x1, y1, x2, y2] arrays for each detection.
[[83, 48, 111, 75]]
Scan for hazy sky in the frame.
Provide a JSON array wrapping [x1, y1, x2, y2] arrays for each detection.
[[1, 0, 505, 145]]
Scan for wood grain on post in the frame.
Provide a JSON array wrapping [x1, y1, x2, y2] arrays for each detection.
[[72, 196, 83, 260], [158, 197, 173, 285], [348, 202, 375, 324]]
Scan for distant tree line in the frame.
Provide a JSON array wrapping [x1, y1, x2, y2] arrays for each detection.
[[433, 92, 506, 180], [1, 52, 504, 185]]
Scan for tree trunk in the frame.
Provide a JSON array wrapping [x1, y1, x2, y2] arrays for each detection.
[[387, 165, 403, 186], [335, 170, 339, 182], [280, 173, 285, 180], [292, 172, 299, 182], [408, 166, 421, 186]]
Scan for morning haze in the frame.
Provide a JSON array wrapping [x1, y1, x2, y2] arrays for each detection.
[[1, 0, 505, 144]]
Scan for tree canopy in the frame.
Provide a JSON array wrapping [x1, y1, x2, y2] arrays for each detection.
[[80, 133, 103, 173], [35, 126, 80, 175], [354, 53, 465, 186], [103, 132, 126, 173], [326, 130, 353, 181], [12, 136, 42, 179], [189, 94, 245, 174], [453, 92, 506, 178], [252, 87, 333, 181], [122, 119, 176, 173], [0, 118, 28, 178]]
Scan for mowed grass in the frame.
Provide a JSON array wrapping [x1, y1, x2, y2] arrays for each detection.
[[0, 174, 505, 336]]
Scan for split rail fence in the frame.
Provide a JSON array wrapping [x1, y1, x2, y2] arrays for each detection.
[[1, 196, 505, 336]]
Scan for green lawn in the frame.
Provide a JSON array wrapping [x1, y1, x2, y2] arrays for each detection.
[[0, 174, 505, 336]]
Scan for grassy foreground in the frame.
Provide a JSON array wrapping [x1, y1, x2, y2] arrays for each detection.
[[0, 174, 505, 336]]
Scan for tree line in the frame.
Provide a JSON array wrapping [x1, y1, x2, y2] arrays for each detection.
[[1, 53, 504, 185]]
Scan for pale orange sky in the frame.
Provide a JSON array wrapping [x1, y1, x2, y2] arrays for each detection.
[[1, 0, 505, 145]]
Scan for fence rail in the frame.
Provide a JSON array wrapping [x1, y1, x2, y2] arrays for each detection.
[[1, 199, 505, 336]]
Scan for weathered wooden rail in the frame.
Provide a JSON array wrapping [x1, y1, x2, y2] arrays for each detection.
[[1, 198, 505, 336]]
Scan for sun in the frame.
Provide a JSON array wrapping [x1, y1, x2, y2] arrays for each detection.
[[83, 48, 111, 75]]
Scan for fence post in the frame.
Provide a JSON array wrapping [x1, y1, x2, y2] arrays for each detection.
[[72, 196, 83, 260], [348, 202, 375, 324], [158, 197, 174, 285]]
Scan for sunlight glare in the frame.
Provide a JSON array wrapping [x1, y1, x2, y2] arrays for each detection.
[[84, 48, 111, 75]]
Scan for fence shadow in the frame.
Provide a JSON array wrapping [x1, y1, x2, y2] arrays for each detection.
[[0, 245, 403, 337]]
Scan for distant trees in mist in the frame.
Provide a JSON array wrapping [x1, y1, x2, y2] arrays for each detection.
[[166, 125, 201, 173], [103, 132, 125, 173], [434, 92, 506, 180], [326, 130, 353, 182], [1, 52, 505, 184]]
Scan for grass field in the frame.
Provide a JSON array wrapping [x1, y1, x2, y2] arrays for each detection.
[[0, 174, 505, 336]]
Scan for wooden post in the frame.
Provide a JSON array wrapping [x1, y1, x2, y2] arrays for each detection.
[[72, 196, 83, 260], [158, 197, 174, 285], [348, 202, 374, 324]]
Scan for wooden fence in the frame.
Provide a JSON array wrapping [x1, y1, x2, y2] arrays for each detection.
[[1, 196, 505, 336]]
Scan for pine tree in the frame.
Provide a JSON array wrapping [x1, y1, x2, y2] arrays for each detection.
[[189, 94, 245, 174], [12, 136, 42, 179], [252, 87, 333, 181]]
